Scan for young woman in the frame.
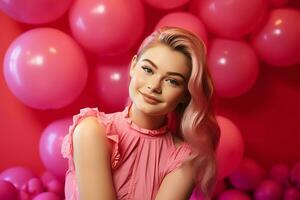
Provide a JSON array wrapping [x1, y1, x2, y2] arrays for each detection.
[[61, 26, 220, 200]]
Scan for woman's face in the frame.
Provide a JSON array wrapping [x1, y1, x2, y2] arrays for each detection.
[[129, 43, 190, 116]]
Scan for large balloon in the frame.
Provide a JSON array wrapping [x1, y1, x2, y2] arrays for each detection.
[[144, 0, 189, 10], [0, 0, 73, 24], [155, 12, 208, 45], [0, 166, 37, 190], [251, 9, 300, 67], [192, 0, 268, 38], [93, 61, 130, 113], [216, 116, 244, 179], [208, 38, 259, 98], [69, 0, 145, 55], [3, 28, 88, 110], [39, 118, 72, 181]]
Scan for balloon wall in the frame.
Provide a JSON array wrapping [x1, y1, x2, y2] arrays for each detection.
[[0, 0, 299, 199]]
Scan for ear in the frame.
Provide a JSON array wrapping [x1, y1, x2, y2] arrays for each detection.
[[129, 55, 138, 78]]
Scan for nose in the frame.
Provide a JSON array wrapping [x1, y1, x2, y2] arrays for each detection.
[[147, 76, 162, 94]]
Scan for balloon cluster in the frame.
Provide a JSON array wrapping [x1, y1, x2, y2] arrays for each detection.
[[191, 159, 300, 200]]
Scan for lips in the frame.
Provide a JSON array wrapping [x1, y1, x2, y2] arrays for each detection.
[[139, 91, 162, 104]]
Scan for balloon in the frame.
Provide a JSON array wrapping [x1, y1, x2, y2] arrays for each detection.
[[290, 162, 300, 190], [269, 0, 290, 7], [0, 180, 18, 200], [229, 158, 267, 191], [254, 179, 283, 200], [216, 116, 244, 179], [69, 0, 145, 55], [93, 61, 130, 113], [25, 178, 44, 195], [0, 166, 37, 190], [251, 9, 300, 67], [193, 0, 268, 38], [32, 192, 61, 200], [208, 38, 259, 98], [3, 28, 88, 110], [40, 171, 58, 187], [0, 0, 72, 24], [269, 164, 290, 187], [144, 0, 189, 10], [218, 189, 251, 200], [155, 12, 208, 45], [284, 187, 300, 200], [39, 118, 72, 181], [46, 179, 64, 196]]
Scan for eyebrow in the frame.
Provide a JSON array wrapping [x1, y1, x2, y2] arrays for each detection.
[[142, 58, 187, 81]]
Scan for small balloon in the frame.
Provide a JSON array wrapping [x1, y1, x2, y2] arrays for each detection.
[[269, 164, 290, 187], [46, 179, 64, 196], [32, 192, 61, 200], [284, 186, 300, 200], [290, 162, 300, 190], [254, 179, 283, 200]]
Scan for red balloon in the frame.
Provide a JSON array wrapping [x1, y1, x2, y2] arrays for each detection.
[[39, 118, 72, 181], [229, 158, 267, 191], [216, 116, 244, 179], [144, 0, 190, 10], [194, 0, 268, 38], [69, 0, 145, 55], [269, 0, 290, 7], [254, 179, 283, 200], [252, 9, 300, 67], [219, 189, 251, 200], [155, 12, 208, 45], [269, 164, 290, 187], [284, 187, 300, 200], [0, 0, 72, 24], [208, 38, 259, 98], [93, 61, 130, 113], [3, 28, 88, 110]]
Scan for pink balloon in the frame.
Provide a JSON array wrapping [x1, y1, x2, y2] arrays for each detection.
[[3, 28, 88, 110], [216, 116, 244, 179], [269, 0, 290, 7], [0, 0, 72, 24], [0, 180, 18, 200], [144, 0, 189, 10], [284, 187, 300, 200], [290, 162, 300, 190], [0, 166, 37, 190], [229, 158, 267, 191], [218, 189, 251, 200], [208, 38, 259, 97], [194, 0, 268, 38], [39, 118, 72, 181], [46, 179, 64, 197], [26, 178, 44, 195], [40, 171, 58, 187], [251, 9, 300, 67], [155, 12, 208, 45], [93, 61, 130, 113], [269, 164, 290, 187], [69, 0, 145, 55], [254, 179, 283, 200], [32, 192, 61, 200]]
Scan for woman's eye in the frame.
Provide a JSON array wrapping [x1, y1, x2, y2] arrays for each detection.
[[166, 79, 180, 86], [141, 66, 153, 74]]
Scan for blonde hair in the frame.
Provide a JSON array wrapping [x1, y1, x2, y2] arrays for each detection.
[[136, 26, 220, 198]]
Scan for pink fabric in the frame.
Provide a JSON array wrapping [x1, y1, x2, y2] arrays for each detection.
[[61, 104, 193, 200]]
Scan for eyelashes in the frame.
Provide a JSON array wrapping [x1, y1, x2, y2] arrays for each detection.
[[141, 66, 180, 87]]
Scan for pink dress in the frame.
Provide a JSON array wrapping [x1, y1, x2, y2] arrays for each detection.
[[61, 104, 193, 200]]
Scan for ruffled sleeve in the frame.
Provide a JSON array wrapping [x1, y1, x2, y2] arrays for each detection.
[[61, 107, 121, 169], [164, 143, 193, 175]]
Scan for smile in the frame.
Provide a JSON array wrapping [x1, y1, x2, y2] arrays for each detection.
[[139, 91, 162, 104]]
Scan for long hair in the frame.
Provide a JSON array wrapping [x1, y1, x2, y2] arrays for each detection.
[[136, 26, 220, 198]]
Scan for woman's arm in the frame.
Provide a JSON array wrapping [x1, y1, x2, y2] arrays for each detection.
[[155, 160, 195, 200], [73, 116, 117, 200]]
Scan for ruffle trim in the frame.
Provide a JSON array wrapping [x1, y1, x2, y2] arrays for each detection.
[[61, 107, 121, 169]]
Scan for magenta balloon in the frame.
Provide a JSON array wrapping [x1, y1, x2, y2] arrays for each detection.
[[229, 158, 267, 191], [32, 192, 61, 200], [0, 0, 72, 24], [254, 179, 283, 200], [0, 180, 18, 200], [252, 9, 300, 67], [93, 62, 130, 112], [46, 179, 64, 197], [208, 38, 259, 98], [3, 28, 88, 110], [69, 0, 145, 55], [269, 164, 290, 187], [218, 189, 251, 200], [0, 166, 37, 190], [155, 12, 208, 45], [290, 162, 300, 190], [216, 116, 244, 179], [39, 118, 72, 181], [27, 178, 44, 195], [195, 0, 268, 38], [284, 187, 300, 200], [144, 0, 189, 9]]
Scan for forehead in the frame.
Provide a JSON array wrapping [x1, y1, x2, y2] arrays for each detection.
[[138, 44, 190, 77]]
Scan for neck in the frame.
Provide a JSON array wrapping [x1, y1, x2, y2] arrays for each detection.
[[129, 104, 167, 130]]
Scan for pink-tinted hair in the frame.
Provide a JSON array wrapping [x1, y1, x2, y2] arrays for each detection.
[[136, 26, 220, 198]]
